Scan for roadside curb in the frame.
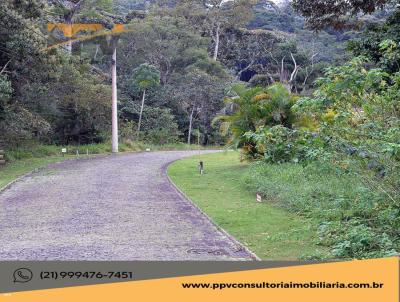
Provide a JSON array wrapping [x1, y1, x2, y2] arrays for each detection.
[[0, 170, 36, 194], [164, 156, 261, 261]]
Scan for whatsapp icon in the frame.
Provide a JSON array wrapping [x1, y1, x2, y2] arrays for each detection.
[[13, 268, 33, 283]]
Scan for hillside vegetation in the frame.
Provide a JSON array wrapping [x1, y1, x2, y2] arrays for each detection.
[[1, 0, 399, 259]]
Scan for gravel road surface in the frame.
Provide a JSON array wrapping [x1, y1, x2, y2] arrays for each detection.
[[0, 151, 255, 260]]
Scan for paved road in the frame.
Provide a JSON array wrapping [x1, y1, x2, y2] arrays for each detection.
[[0, 151, 255, 260]]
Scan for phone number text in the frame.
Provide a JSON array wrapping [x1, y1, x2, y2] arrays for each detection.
[[40, 271, 134, 280]]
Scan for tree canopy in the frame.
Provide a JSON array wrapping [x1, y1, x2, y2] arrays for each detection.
[[132, 63, 160, 91], [292, 0, 396, 29]]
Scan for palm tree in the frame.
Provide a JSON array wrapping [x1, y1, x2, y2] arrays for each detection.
[[131, 64, 161, 137], [214, 83, 297, 156]]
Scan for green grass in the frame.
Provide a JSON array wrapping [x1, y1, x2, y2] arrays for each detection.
[[3, 142, 201, 162], [168, 151, 324, 260], [243, 160, 399, 259], [243, 161, 361, 221], [0, 156, 69, 189]]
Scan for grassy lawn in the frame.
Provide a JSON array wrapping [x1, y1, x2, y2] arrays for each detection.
[[168, 151, 323, 260]]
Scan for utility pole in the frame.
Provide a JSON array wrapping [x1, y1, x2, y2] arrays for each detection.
[[111, 37, 119, 153]]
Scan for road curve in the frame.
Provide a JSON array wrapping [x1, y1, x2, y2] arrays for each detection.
[[0, 151, 255, 260]]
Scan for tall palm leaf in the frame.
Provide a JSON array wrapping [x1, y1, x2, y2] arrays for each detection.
[[214, 83, 297, 154]]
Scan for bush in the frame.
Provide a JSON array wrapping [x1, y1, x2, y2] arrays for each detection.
[[244, 125, 325, 164], [120, 120, 137, 141], [294, 58, 400, 203], [120, 107, 181, 145], [0, 105, 52, 147], [140, 107, 181, 145], [0, 74, 12, 119], [319, 222, 398, 259]]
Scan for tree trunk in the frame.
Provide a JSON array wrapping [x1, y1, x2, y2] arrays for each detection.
[[137, 89, 146, 137], [93, 44, 99, 61], [187, 107, 195, 145], [65, 22, 73, 53], [235, 60, 255, 81], [213, 22, 221, 61], [111, 43, 119, 153]]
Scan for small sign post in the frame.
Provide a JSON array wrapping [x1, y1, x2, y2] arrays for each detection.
[[199, 161, 204, 175], [61, 148, 67, 157], [197, 129, 204, 175]]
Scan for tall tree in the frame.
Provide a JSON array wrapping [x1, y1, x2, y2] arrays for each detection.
[[292, 0, 395, 29], [0, 0, 50, 146], [176, 0, 255, 61], [348, 9, 400, 74], [119, 15, 209, 85], [218, 27, 281, 80], [131, 63, 161, 136], [171, 67, 226, 144], [0, 0, 45, 93]]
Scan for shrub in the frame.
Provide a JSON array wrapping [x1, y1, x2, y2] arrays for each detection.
[[120, 107, 181, 145], [319, 222, 398, 259], [244, 125, 325, 164], [140, 107, 181, 145], [294, 57, 400, 203], [215, 83, 298, 158]]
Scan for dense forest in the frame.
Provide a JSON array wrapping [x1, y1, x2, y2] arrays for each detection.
[[1, 0, 399, 259], [0, 0, 364, 148]]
